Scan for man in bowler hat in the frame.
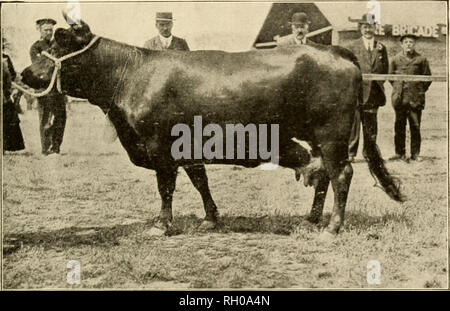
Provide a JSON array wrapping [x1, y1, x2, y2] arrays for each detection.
[[389, 34, 432, 162], [143, 12, 189, 51], [347, 13, 389, 162], [277, 12, 313, 46], [30, 18, 67, 155]]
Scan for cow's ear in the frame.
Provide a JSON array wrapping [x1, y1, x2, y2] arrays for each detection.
[[54, 28, 75, 48], [73, 23, 93, 45]]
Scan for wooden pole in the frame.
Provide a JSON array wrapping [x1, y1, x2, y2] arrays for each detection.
[[363, 74, 446, 82]]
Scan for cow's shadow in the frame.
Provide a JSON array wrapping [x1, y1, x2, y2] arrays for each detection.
[[3, 222, 145, 255], [3, 210, 410, 255]]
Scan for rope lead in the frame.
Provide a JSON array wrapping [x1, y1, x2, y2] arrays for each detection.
[[12, 36, 100, 97]]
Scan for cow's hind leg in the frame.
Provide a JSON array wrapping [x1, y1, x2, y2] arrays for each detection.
[[319, 142, 353, 239], [184, 164, 218, 231]]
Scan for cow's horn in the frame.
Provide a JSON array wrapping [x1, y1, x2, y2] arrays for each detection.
[[62, 9, 86, 27]]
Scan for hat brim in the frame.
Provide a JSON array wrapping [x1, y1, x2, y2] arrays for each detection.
[[36, 18, 57, 26], [348, 17, 378, 25], [289, 21, 311, 25], [156, 18, 174, 22], [399, 34, 419, 41]]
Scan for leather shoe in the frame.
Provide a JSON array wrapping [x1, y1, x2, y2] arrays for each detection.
[[410, 155, 422, 162], [389, 154, 407, 161]]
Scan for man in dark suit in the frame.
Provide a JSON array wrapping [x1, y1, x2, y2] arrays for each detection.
[[143, 12, 189, 51], [277, 12, 313, 46], [30, 18, 67, 156], [143, 12, 189, 159], [389, 34, 432, 162], [347, 13, 389, 162]]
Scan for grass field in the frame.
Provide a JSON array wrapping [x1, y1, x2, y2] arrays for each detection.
[[2, 82, 447, 289]]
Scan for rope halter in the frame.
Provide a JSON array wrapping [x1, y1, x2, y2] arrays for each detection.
[[12, 35, 100, 97]]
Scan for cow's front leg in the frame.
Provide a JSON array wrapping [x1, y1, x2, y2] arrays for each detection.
[[308, 174, 330, 224], [184, 164, 218, 231], [150, 166, 178, 235]]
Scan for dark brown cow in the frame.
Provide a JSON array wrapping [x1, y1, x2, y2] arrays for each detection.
[[21, 17, 403, 240]]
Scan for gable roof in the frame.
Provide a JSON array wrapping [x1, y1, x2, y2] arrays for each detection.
[[253, 3, 331, 45]]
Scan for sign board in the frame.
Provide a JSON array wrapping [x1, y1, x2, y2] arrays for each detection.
[[370, 23, 445, 39]]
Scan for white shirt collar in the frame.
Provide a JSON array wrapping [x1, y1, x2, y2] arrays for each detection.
[[294, 36, 306, 45], [159, 34, 173, 48], [362, 37, 375, 51]]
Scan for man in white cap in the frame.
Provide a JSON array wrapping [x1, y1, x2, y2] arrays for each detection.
[[143, 12, 189, 51], [30, 18, 67, 156]]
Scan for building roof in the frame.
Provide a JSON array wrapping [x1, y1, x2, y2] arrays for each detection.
[[253, 3, 331, 45], [2, 2, 447, 70], [316, 1, 447, 30]]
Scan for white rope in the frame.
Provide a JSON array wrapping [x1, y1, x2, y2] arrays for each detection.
[[11, 63, 60, 97], [11, 36, 100, 97]]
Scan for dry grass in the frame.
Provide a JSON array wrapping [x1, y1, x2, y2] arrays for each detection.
[[2, 83, 447, 289]]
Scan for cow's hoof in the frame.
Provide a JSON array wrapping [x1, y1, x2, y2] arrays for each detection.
[[142, 226, 167, 237], [197, 220, 217, 232], [318, 230, 336, 242], [307, 215, 321, 224], [143, 221, 172, 237]]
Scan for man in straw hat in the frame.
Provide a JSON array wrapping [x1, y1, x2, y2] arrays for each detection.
[[30, 18, 67, 156], [144, 12, 189, 51], [277, 12, 313, 46], [346, 13, 389, 163], [388, 33, 432, 162]]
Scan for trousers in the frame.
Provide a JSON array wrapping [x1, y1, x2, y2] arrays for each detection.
[[37, 93, 67, 154], [348, 108, 378, 159], [394, 106, 422, 157]]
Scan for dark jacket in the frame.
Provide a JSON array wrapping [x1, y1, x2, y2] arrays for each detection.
[[2, 54, 20, 125], [389, 51, 432, 110], [2, 53, 16, 98], [346, 38, 389, 109], [276, 34, 313, 46], [143, 36, 190, 51], [30, 39, 65, 99], [30, 39, 53, 63]]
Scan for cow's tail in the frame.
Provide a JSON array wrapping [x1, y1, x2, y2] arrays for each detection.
[[364, 135, 404, 202], [356, 74, 405, 203]]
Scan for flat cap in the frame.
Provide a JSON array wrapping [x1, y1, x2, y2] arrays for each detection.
[[36, 18, 57, 26], [399, 33, 419, 42]]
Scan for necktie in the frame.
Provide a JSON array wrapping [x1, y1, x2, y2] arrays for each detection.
[[368, 43, 373, 62]]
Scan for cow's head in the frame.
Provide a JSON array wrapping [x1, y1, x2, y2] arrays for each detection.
[[21, 13, 95, 98]]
